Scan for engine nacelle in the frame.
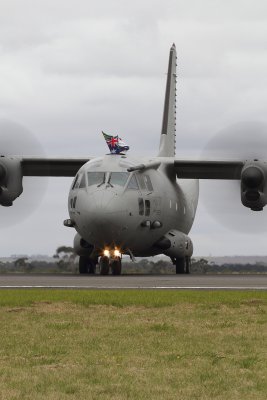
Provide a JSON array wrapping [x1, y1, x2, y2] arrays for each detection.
[[241, 161, 267, 211], [154, 230, 193, 259], [73, 233, 94, 256], [0, 157, 23, 206]]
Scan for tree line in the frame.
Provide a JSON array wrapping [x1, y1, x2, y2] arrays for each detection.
[[0, 247, 267, 274]]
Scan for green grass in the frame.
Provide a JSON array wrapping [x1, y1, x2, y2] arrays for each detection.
[[0, 290, 266, 399], [0, 289, 267, 307]]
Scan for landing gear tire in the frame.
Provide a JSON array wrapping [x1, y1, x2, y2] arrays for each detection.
[[79, 256, 96, 274], [79, 256, 88, 274], [88, 259, 96, 274], [176, 258, 185, 274], [99, 256, 110, 275], [111, 257, 122, 275], [185, 257, 191, 274]]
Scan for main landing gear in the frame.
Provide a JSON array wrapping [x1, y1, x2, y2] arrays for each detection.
[[175, 256, 191, 274], [79, 256, 97, 274]]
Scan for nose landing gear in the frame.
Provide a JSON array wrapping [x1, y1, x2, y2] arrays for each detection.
[[78, 246, 123, 275], [99, 256, 122, 275], [110, 257, 122, 275], [99, 256, 110, 275]]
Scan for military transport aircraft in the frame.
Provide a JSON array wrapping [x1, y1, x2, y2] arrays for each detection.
[[1, 44, 266, 275]]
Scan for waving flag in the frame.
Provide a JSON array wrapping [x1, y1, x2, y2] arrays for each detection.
[[118, 137, 129, 152], [102, 132, 129, 154]]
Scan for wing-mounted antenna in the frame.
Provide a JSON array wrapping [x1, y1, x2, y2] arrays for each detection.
[[158, 43, 177, 157]]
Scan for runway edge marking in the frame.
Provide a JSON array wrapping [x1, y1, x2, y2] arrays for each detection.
[[0, 286, 267, 290]]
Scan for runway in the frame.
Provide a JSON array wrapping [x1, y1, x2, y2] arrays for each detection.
[[0, 274, 267, 289]]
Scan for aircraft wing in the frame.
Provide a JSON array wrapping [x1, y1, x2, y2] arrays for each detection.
[[21, 157, 90, 177], [173, 160, 244, 180], [0, 156, 91, 206], [128, 158, 245, 180], [128, 158, 266, 211]]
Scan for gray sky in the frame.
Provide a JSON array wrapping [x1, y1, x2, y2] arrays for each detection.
[[1, 0, 267, 256]]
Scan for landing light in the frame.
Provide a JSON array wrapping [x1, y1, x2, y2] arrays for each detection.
[[114, 249, 121, 257], [103, 249, 110, 257], [103, 248, 121, 258]]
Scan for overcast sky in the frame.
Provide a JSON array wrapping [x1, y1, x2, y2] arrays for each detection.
[[1, 0, 267, 257]]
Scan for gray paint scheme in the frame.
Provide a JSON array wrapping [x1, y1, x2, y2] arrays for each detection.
[[68, 154, 198, 257], [1, 44, 264, 262]]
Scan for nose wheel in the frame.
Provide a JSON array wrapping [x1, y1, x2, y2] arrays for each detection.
[[99, 256, 110, 275], [110, 257, 122, 275], [99, 256, 122, 275]]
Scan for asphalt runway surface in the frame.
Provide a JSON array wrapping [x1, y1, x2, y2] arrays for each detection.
[[0, 274, 267, 289]]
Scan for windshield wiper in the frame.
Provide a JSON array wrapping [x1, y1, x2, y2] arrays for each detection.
[[106, 174, 114, 188], [97, 173, 106, 187]]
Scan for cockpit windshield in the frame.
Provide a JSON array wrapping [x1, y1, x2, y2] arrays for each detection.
[[109, 172, 129, 187], [87, 172, 105, 186]]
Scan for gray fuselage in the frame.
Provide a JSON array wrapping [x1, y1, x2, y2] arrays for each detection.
[[68, 154, 199, 257]]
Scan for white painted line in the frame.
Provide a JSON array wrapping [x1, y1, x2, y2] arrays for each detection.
[[0, 286, 266, 290]]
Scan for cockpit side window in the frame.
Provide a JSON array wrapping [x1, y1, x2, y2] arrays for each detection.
[[127, 174, 139, 190], [87, 172, 105, 186], [72, 174, 80, 190], [144, 175, 153, 191], [109, 172, 129, 187], [79, 173, 86, 188], [137, 174, 146, 190], [137, 174, 153, 192]]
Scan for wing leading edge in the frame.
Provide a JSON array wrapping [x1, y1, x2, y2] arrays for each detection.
[[21, 157, 90, 177], [128, 158, 244, 180], [174, 160, 244, 180]]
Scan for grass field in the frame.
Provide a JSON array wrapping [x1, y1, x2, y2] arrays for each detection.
[[0, 290, 266, 399]]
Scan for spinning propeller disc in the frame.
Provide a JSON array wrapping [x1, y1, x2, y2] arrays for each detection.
[[0, 119, 47, 227], [200, 121, 267, 233]]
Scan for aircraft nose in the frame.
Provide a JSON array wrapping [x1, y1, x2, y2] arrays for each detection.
[[91, 191, 116, 219], [86, 191, 128, 244]]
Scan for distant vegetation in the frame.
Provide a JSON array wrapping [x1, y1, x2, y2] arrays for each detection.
[[123, 258, 267, 274], [1, 248, 267, 274]]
